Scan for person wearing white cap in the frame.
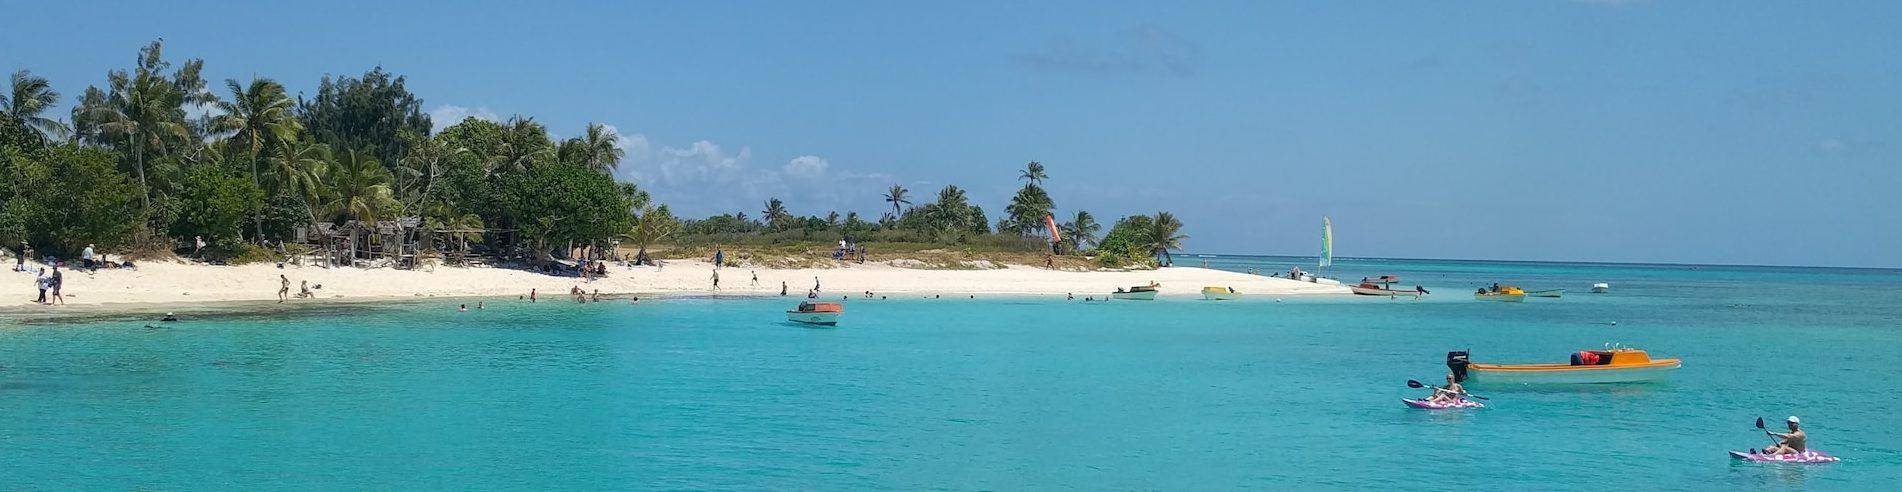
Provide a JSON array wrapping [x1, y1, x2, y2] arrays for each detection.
[[1760, 416, 1807, 455]]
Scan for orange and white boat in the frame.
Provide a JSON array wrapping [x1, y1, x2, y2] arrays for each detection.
[[787, 301, 843, 326], [1448, 348, 1681, 385]]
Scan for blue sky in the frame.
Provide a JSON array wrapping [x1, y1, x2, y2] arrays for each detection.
[[6, 1, 1899, 267]]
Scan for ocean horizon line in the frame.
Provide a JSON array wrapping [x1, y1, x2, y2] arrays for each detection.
[[1183, 253, 1902, 273]]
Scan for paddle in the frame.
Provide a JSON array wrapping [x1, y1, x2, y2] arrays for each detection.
[[1406, 379, 1489, 400], [1752, 417, 1783, 453]]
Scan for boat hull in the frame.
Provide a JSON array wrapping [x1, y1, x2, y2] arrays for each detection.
[[786, 311, 840, 326], [1474, 293, 1526, 302], [1466, 360, 1680, 385], [1112, 290, 1158, 300], [1591, 284, 1610, 293], [1201, 292, 1238, 301], [1352, 286, 1424, 297], [1527, 289, 1564, 298]]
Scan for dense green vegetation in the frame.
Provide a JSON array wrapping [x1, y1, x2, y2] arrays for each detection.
[[1, 40, 1188, 269]]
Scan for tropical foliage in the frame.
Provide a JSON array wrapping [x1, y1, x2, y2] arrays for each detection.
[[2, 40, 1189, 270]]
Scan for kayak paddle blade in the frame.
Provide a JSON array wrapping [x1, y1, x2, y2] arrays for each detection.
[[1755, 417, 1765, 429], [1406, 379, 1426, 389]]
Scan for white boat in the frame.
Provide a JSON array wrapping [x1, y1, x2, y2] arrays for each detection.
[[786, 301, 842, 326], [1201, 286, 1239, 300], [1591, 283, 1610, 293], [1112, 283, 1160, 300]]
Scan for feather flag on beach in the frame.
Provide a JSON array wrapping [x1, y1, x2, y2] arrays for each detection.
[[1044, 214, 1062, 243]]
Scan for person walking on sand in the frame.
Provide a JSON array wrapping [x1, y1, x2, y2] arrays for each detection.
[[780, 281, 788, 296], [49, 267, 66, 305], [750, 270, 759, 287], [813, 276, 821, 293], [34, 270, 50, 304], [530, 288, 538, 302], [711, 269, 721, 290], [278, 275, 291, 302]]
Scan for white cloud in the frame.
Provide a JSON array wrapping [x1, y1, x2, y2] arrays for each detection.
[[783, 155, 829, 178], [428, 104, 500, 132], [602, 125, 896, 217]]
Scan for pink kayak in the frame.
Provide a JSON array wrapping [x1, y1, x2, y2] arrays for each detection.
[[1729, 450, 1840, 463], [1401, 398, 1484, 409]]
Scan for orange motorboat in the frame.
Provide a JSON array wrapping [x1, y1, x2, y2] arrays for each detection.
[[1449, 348, 1681, 385]]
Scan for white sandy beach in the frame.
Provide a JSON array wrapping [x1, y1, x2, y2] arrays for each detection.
[[2, 259, 1349, 310]]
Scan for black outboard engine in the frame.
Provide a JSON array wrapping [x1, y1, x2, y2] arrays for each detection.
[[1446, 351, 1471, 383]]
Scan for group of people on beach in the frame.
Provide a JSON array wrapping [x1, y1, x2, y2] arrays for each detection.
[[276, 274, 315, 302]]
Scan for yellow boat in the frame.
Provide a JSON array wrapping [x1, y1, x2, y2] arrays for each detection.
[[1474, 285, 1526, 302], [1201, 286, 1239, 300], [1449, 348, 1681, 385]]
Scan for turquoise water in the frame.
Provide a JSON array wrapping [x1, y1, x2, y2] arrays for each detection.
[[3, 257, 1901, 489]]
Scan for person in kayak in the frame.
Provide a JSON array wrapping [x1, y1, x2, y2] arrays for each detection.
[[1425, 373, 1466, 404], [1760, 416, 1807, 455]]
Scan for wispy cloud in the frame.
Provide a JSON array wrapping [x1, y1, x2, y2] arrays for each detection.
[[428, 104, 500, 133], [1011, 24, 1202, 77], [606, 127, 892, 216]]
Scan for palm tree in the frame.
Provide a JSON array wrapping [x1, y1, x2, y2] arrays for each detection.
[[930, 185, 971, 232], [326, 149, 396, 259], [76, 80, 187, 211], [212, 78, 294, 167], [212, 77, 296, 241], [577, 122, 624, 173], [266, 127, 331, 215], [825, 211, 841, 228], [761, 198, 790, 231], [1018, 161, 1047, 185], [487, 115, 554, 173], [882, 184, 910, 218], [2, 69, 70, 144], [1147, 211, 1188, 267], [1062, 210, 1101, 251], [73, 41, 209, 212]]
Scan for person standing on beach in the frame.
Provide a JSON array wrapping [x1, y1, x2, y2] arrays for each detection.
[[750, 270, 759, 287], [714, 249, 725, 269], [813, 276, 820, 293], [278, 275, 290, 302], [530, 288, 538, 302], [780, 281, 788, 296], [13, 240, 25, 271], [711, 269, 721, 290], [81, 244, 96, 270]]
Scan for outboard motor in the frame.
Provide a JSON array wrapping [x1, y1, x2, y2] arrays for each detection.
[[1446, 351, 1471, 383]]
